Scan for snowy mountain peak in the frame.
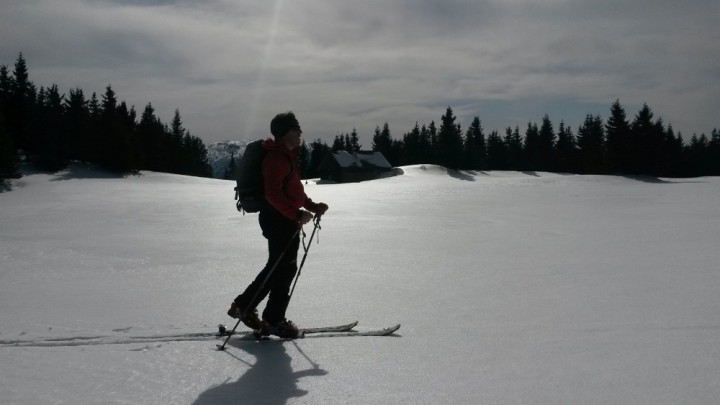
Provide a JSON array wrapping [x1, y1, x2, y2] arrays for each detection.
[[206, 139, 256, 178]]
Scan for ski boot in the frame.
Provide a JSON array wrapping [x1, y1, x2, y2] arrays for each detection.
[[227, 301, 263, 330]]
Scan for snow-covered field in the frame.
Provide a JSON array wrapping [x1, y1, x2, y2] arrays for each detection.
[[1, 164, 719, 404]]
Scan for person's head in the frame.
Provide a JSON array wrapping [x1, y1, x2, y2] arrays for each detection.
[[270, 111, 302, 150], [270, 111, 299, 135]]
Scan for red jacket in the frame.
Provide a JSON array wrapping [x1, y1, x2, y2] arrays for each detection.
[[262, 139, 316, 220]]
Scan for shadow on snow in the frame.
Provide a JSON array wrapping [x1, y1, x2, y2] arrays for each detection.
[[192, 341, 328, 405]]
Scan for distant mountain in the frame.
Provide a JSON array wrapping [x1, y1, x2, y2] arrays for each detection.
[[206, 140, 254, 179]]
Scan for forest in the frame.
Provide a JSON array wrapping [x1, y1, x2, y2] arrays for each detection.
[[2, 53, 718, 182], [297, 105, 719, 179], [0, 54, 212, 180]]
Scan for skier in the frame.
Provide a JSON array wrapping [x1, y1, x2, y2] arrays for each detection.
[[228, 112, 328, 338]]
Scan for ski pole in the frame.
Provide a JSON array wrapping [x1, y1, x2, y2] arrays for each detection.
[[288, 215, 321, 300], [217, 228, 301, 351]]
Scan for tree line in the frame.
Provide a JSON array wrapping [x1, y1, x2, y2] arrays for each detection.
[[0, 53, 212, 180], [4, 52, 718, 182], [297, 104, 718, 179]]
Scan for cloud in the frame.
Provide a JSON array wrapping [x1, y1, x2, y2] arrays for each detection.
[[1, 0, 718, 145]]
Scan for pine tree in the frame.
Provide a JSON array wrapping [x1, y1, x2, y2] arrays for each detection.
[[537, 115, 556, 171], [372, 123, 393, 156], [137, 103, 167, 172], [631, 103, 662, 175], [577, 114, 605, 174], [298, 140, 310, 178], [554, 120, 577, 173], [0, 108, 19, 179], [662, 125, 685, 177], [418, 124, 432, 164], [98, 84, 130, 172], [486, 130, 507, 170], [708, 129, 720, 176], [181, 131, 211, 177], [64, 88, 91, 163], [605, 100, 631, 174], [463, 116, 486, 170], [349, 129, 361, 152], [0, 65, 10, 123], [424, 121, 438, 164], [35, 84, 67, 171], [504, 126, 524, 171], [308, 138, 330, 178], [224, 153, 236, 180], [169, 108, 185, 173], [524, 122, 540, 171], [402, 123, 422, 165], [332, 134, 345, 152], [437, 107, 464, 170], [685, 134, 709, 177], [0, 64, 19, 178], [8, 53, 33, 153]]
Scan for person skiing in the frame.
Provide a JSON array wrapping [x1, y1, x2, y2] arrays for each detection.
[[228, 112, 328, 338]]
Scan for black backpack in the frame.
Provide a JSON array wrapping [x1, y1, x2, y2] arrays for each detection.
[[234, 140, 266, 213], [233, 140, 293, 214]]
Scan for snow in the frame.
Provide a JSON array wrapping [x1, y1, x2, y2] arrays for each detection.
[[1, 163, 720, 404]]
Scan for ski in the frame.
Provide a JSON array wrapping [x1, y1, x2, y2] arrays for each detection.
[[216, 321, 358, 337], [249, 323, 401, 341]]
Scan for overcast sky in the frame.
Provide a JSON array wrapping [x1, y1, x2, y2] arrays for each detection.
[[2, 0, 718, 146]]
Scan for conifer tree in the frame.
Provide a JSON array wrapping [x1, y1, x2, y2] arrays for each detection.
[[463, 116, 486, 170], [169, 108, 186, 173], [181, 131, 211, 177], [630, 103, 651, 174], [224, 153, 236, 180], [537, 115, 556, 171], [98, 85, 131, 172], [35, 84, 67, 171], [577, 114, 605, 174], [64, 88, 92, 163], [685, 134, 709, 177], [372, 123, 393, 155], [437, 107, 464, 170], [708, 129, 720, 175], [298, 140, 310, 178], [662, 125, 685, 177], [523, 122, 540, 171], [0, 65, 10, 125], [0, 109, 19, 179], [418, 124, 432, 164], [308, 138, 330, 178], [428, 121, 439, 164], [0, 64, 18, 178], [8, 53, 33, 153], [504, 126, 524, 171], [332, 134, 345, 152], [554, 120, 576, 173], [486, 130, 507, 170], [402, 123, 422, 165], [605, 100, 631, 174], [349, 129, 361, 152], [137, 103, 167, 171]]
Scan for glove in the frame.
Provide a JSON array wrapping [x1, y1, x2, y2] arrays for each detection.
[[298, 210, 314, 227], [314, 202, 329, 217]]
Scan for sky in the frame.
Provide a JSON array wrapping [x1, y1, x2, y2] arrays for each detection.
[[2, 0, 718, 147]]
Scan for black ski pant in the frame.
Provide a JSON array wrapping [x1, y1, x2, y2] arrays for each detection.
[[235, 206, 300, 324]]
